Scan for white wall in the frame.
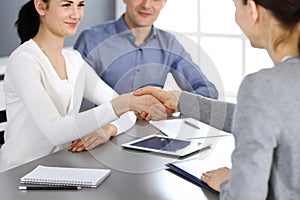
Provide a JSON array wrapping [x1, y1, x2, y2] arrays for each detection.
[[0, 0, 116, 57], [115, 0, 126, 18]]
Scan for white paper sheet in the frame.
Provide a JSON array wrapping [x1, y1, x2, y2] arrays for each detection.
[[150, 118, 211, 139]]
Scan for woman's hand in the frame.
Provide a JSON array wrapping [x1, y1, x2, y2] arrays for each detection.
[[134, 86, 181, 111], [200, 167, 230, 192], [111, 92, 170, 121], [68, 124, 117, 152]]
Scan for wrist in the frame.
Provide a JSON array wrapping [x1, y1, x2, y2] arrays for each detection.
[[107, 124, 117, 137], [111, 93, 131, 116], [170, 90, 181, 110], [100, 124, 117, 138]]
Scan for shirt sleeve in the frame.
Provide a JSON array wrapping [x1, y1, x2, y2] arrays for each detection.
[[83, 63, 136, 135], [6, 52, 118, 145], [220, 74, 278, 200], [169, 38, 218, 99], [74, 29, 95, 63], [178, 91, 235, 133]]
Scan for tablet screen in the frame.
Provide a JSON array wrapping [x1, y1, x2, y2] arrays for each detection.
[[130, 136, 191, 152]]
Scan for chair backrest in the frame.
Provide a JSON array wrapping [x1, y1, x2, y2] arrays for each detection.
[[0, 110, 6, 146], [0, 56, 7, 147]]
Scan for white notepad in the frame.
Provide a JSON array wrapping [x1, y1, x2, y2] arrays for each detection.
[[150, 118, 210, 139], [20, 165, 111, 188]]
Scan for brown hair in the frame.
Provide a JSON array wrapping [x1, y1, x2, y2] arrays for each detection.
[[15, 0, 50, 44], [242, 0, 300, 53]]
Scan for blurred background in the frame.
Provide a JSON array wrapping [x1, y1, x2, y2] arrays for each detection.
[[0, 0, 273, 102]]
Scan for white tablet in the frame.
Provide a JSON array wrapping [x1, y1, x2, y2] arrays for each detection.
[[122, 134, 210, 157]]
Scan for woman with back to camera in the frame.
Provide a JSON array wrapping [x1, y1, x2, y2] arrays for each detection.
[[0, 0, 168, 172], [135, 0, 300, 199]]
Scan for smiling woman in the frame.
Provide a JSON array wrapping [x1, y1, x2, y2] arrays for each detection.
[[0, 0, 168, 172], [16, 0, 85, 44]]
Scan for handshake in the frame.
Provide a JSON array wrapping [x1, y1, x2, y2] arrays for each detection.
[[111, 86, 182, 121]]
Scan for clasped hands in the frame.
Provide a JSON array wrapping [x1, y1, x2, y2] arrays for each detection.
[[111, 86, 182, 121], [130, 86, 182, 121]]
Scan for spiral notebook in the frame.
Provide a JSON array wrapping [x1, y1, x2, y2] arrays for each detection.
[[20, 165, 111, 188]]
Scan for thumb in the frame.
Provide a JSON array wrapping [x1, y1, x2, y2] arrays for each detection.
[[133, 86, 157, 96]]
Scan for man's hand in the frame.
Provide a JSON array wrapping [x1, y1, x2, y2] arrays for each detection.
[[134, 86, 181, 111], [111, 92, 171, 121]]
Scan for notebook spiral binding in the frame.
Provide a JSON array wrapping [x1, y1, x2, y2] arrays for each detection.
[[20, 178, 93, 187]]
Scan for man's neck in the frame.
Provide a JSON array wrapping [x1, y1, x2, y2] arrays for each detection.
[[131, 26, 152, 46]]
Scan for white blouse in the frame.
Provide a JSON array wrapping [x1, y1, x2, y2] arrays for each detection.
[[0, 40, 136, 172]]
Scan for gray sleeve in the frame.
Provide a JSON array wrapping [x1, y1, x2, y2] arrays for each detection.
[[178, 91, 235, 133], [220, 74, 277, 200]]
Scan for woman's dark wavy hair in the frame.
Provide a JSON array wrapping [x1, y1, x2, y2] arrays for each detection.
[[15, 0, 49, 44], [242, 0, 300, 53]]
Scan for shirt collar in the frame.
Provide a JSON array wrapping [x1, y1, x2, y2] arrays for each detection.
[[116, 14, 130, 34], [281, 56, 294, 62], [281, 56, 300, 63], [116, 14, 157, 43]]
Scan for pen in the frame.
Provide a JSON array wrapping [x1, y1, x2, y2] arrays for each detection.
[[19, 185, 82, 190], [184, 120, 200, 129], [159, 131, 169, 137], [185, 134, 231, 140]]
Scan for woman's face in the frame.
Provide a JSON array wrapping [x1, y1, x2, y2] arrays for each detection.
[[233, 0, 261, 48], [39, 0, 85, 37], [234, 0, 251, 36]]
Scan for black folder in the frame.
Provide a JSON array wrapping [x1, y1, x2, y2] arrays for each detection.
[[166, 158, 220, 195]]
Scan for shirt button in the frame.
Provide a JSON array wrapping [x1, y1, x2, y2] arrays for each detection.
[[137, 69, 140, 72]]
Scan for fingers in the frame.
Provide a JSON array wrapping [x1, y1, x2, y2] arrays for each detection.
[[133, 86, 157, 96], [68, 139, 80, 150], [68, 139, 81, 150], [68, 126, 116, 152], [135, 87, 180, 111], [132, 93, 175, 121], [166, 107, 176, 116], [118, 87, 179, 119], [68, 139, 85, 152], [148, 103, 168, 121], [70, 135, 104, 152], [200, 167, 230, 192], [134, 86, 168, 105], [133, 96, 169, 121], [140, 111, 148, 119], [200, 171, 221, 192], [200, 174, 210, 183], [80, 135, 98, 150]]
